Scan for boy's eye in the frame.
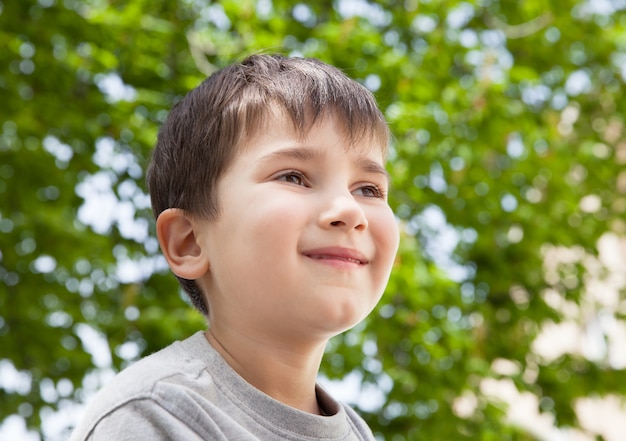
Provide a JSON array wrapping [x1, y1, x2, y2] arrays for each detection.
[[277, 171, 307, 186], [353, 185, 385, 199]]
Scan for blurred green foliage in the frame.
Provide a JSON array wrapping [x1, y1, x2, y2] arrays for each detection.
[[1, 0, 626, 439]]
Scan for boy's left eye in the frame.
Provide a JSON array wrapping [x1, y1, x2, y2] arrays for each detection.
[[353, 185, 385, 199]]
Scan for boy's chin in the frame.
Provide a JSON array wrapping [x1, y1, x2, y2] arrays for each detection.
[[313, 302, 374, 336]]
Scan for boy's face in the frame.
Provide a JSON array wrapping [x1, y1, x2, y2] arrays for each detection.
[[194, 113, 399, 343]]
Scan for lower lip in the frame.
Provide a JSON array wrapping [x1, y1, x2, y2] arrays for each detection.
[[304, 255, 365, 269]]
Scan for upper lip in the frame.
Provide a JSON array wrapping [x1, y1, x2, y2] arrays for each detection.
[[302, 247, 369, 265]]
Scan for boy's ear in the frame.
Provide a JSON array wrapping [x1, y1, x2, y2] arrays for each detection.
[[156, 209, 209, 280]]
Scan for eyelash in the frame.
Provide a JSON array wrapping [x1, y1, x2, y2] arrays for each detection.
[[275, 170, 386, 199]]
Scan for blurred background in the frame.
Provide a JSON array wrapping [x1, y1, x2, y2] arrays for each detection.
[[1, 0, 626, 439]]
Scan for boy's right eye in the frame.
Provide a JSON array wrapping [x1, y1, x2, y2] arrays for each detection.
[[276, 171, 307, 186]]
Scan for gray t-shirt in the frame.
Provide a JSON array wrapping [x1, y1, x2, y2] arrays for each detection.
[[70, 331, 375, 440]]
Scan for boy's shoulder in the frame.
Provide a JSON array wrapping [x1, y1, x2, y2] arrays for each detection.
[[99, 331, 208, 396], [70, 331, 214, 440]]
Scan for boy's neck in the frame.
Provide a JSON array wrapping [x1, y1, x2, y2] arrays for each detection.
[[204, 327, 328, 415]]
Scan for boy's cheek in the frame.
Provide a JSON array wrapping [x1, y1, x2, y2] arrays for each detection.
[[371, 209, 400, 247], [252, 197, 308, 227]]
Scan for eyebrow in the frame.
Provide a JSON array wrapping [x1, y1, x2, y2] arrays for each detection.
[[259, 146, 390, 181], [357, 157, 390, 182], [262, 146, 320, 162]]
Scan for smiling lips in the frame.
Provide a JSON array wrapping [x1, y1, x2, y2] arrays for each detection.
[[302, 247, 369, 266]]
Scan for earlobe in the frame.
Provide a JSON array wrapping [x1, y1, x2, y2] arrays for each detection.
[[156, 209, 209, 280]]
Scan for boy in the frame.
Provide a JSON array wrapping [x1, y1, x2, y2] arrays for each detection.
[[71, 54, 399, 440]]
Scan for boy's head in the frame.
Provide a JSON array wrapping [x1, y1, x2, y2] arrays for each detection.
[[147, 54, 390, 316]]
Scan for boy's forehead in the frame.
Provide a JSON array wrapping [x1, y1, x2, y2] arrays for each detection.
[[239, 108, 388, 160]]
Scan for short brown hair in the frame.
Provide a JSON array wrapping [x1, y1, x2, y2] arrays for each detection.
[[147, 54, 389, 315]]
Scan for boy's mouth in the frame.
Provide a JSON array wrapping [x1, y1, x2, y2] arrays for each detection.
[[302, 247, 369, 265]]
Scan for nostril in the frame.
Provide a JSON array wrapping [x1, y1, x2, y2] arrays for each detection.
[[330, 221, 342, 226]]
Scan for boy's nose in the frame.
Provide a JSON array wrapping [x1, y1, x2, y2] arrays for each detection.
[[319, 194, 368, 231]]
